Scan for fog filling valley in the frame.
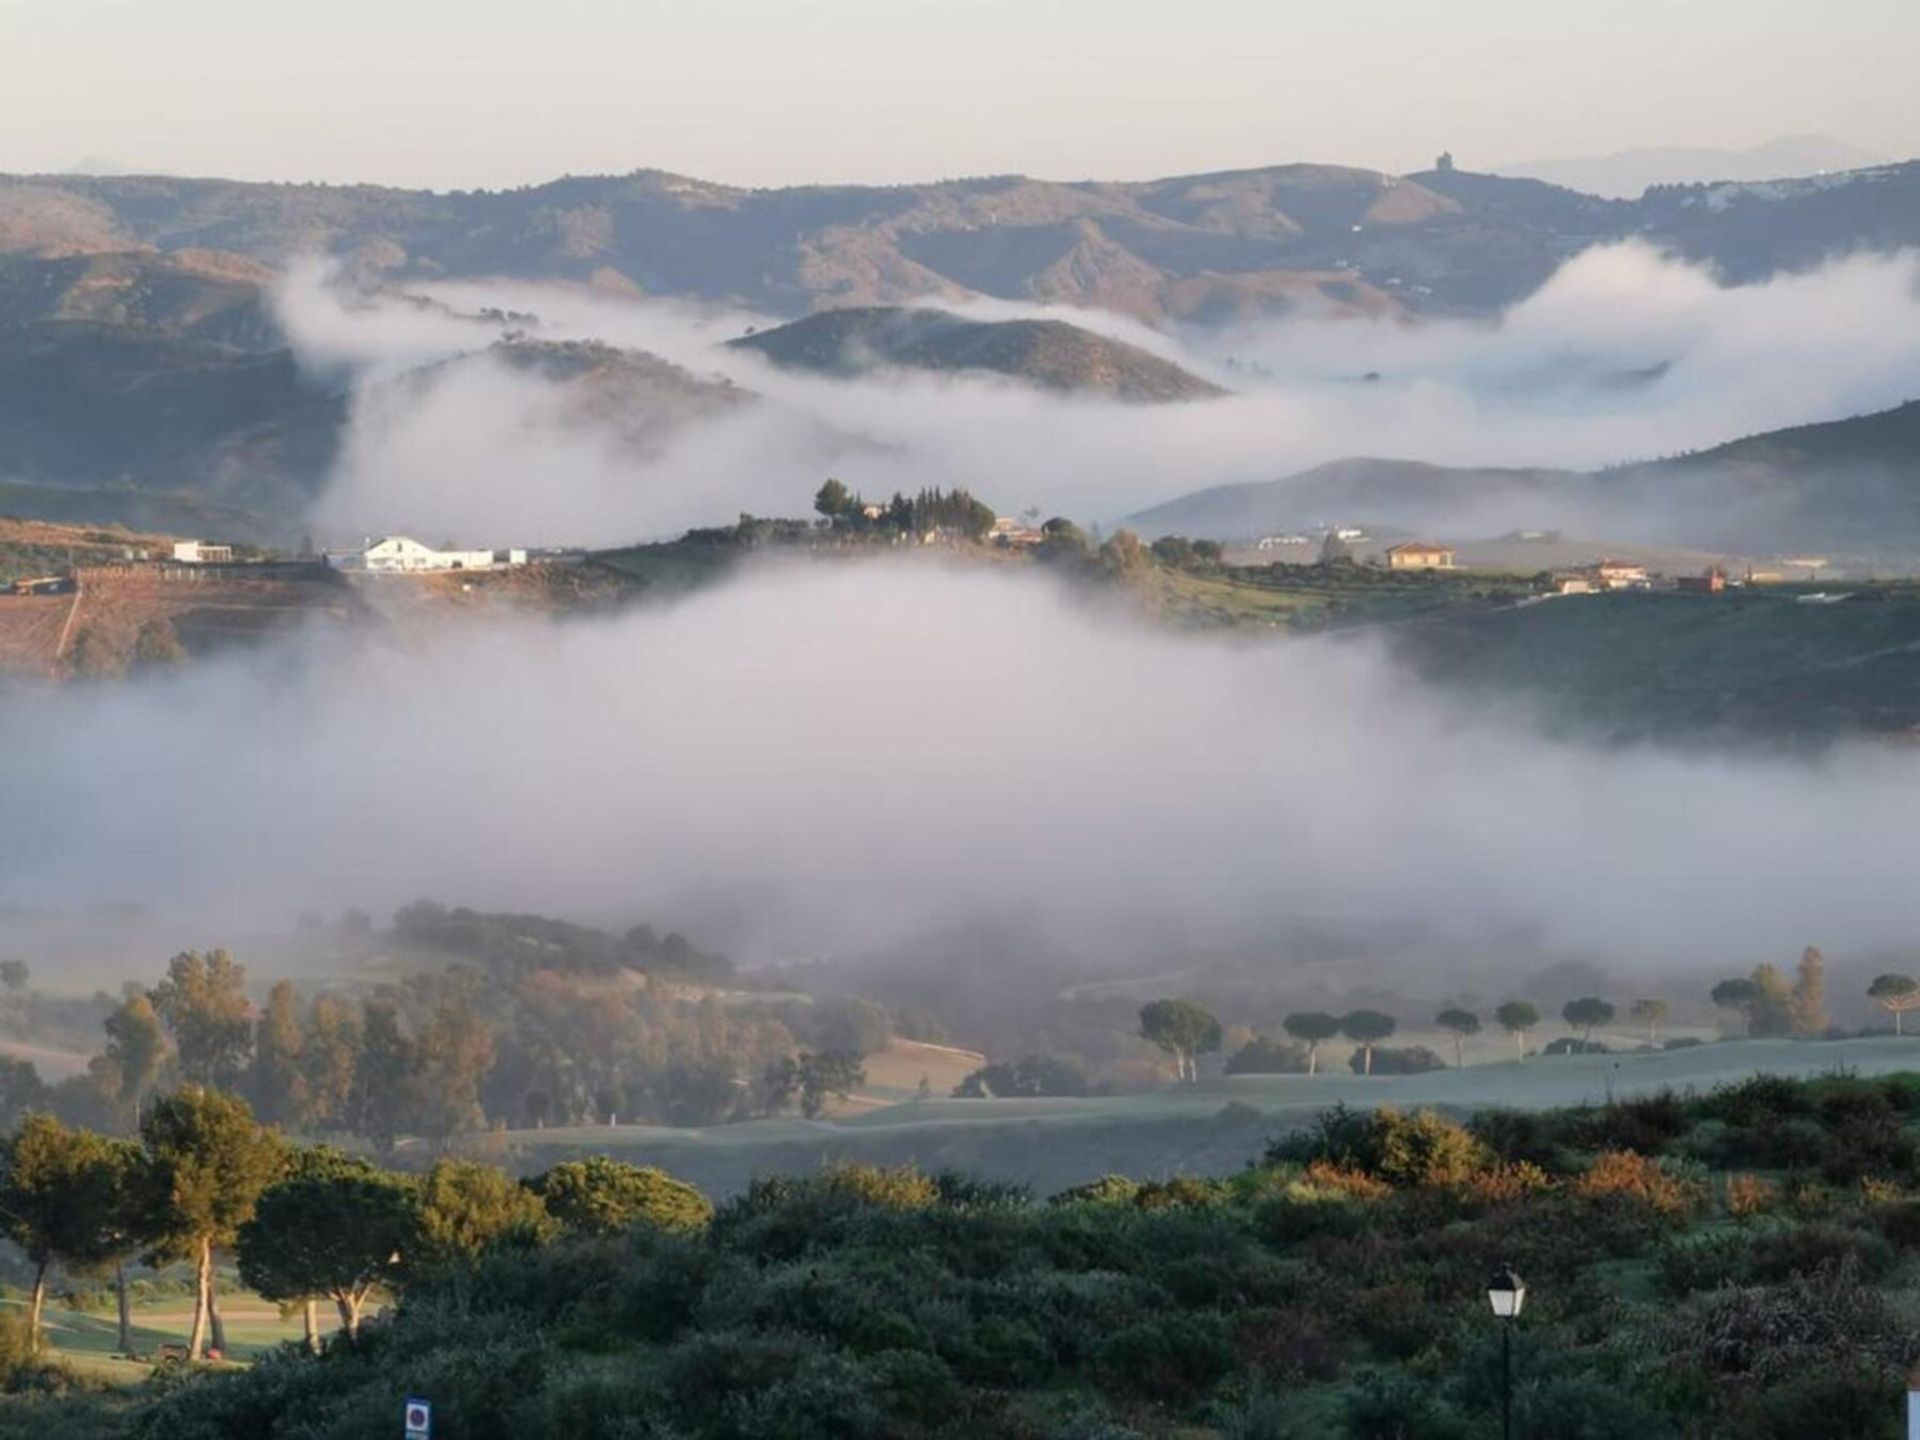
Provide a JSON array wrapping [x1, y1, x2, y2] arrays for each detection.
[[7, 240, 1920, 987], [284, 242, 1920, 547], [4, 561, 1919, 978]]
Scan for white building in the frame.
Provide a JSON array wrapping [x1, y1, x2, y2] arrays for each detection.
[[343, 536, 526, 573], [171, 540, 234, 563]]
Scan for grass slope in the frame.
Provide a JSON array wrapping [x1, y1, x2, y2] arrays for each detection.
[[494, 1036, 1920, 1200], [1392, 586, 1920, 742]]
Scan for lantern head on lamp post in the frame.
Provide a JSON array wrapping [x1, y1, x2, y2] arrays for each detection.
[[1488, 1264, 1525, 1440], [1487, 1263, 1526, 1321]]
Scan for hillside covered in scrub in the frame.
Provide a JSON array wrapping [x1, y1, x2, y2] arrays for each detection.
[[11, 1073, 1920, 1439]]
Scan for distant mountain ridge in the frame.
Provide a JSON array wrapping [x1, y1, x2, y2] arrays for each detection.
[[729, 307, 1225, 402], [1500, 135, 1888, 200], [1, 155, 1917, 324], [1124, 399, 1920, 555]]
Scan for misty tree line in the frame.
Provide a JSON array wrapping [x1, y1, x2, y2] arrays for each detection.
[[1127, 946, 1918, 1087], [0, 1092, 710, 1362], [813, 479, 996, 538], [0, 935, 891, 1155]]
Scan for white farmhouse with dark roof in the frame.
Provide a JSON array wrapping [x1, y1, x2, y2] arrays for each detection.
[[340, 536, 526, 573]]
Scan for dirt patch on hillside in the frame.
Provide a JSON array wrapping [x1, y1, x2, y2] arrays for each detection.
[[0, 563, 370, 677]]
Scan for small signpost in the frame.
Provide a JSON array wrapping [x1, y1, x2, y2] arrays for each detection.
[[404, 1397, 432, 1440]]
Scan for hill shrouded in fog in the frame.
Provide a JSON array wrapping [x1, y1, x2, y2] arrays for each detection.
[[729, 307, 1225, 402], [1126, 399, 1920, 556]]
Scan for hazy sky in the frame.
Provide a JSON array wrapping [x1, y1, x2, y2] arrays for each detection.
[[2, 0, 1914, 189]]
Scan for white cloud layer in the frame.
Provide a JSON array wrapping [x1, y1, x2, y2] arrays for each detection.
[[2, 563, 1915, 971], [278, 243, 1920, 549]]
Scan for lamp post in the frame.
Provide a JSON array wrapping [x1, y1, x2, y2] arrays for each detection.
[[1487, 1263, 1526, 1440]]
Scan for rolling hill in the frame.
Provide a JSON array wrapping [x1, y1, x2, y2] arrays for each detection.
[[0, 250, 750, 535], [729, 306, 1225, 402], [1124, 399, 1920, 556], [1, 156, 1915, 325], [1387, 585, 1920, 745], [0, 251, 346, 529], [403, 337, 754, 451]]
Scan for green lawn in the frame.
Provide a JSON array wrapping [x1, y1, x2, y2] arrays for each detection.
[[0, 1288, 323, 1382]]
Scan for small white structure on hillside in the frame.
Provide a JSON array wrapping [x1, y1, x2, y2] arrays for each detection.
[[343, 536, 526, 573], [171, 540, 234, 563]]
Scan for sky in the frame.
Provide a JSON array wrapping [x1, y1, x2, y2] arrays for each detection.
[[2, 0, 1915, 189]]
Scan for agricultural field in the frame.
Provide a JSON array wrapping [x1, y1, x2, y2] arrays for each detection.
[[1148, 561, 1538, 632]]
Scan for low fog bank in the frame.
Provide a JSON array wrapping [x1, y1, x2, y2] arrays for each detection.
[[276, 244, 1920, 549], [1, 563, 1915, 973]]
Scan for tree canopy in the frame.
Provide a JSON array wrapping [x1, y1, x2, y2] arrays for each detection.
[[528, 1157, 712, 1238], [1561, 997, 1616, 1042], [1138, 1000, 1222, 1082], [236, 1157, 415, 1338], [1340, 1010, 1397, 1076], [1433, 1008, 1481, 1068], [1281, 1013, 1342, 1075], [139, 1088, 286, 1358]]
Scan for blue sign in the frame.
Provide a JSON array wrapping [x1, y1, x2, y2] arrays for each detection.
[[404, 1397, 432, 1439]]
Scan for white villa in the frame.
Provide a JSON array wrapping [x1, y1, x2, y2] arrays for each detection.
[[339, 536, 527, 573], [171, 540, 234, 563]]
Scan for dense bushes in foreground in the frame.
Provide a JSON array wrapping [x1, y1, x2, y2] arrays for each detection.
[[12, 1074, 1920, 1438]]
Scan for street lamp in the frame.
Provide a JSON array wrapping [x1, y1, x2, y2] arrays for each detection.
[[1487, 1264, 1526, 1440]]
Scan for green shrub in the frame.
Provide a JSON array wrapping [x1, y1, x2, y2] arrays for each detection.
[[1469, 1108, 1569, 1171], [1371, 1109, 1491, 1188], [526, 1157, 712, 1236], [866, 1347, 963, 1426], [1094, 1312, 1234, 1403], [1574, 1091, 1691, 1155], [1052, 1175, 1141, 1207], [1342, 1368, 1470, 1440], [1737, 1351, 1906, 1440], [1705, 1075, 1815, 1129]]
